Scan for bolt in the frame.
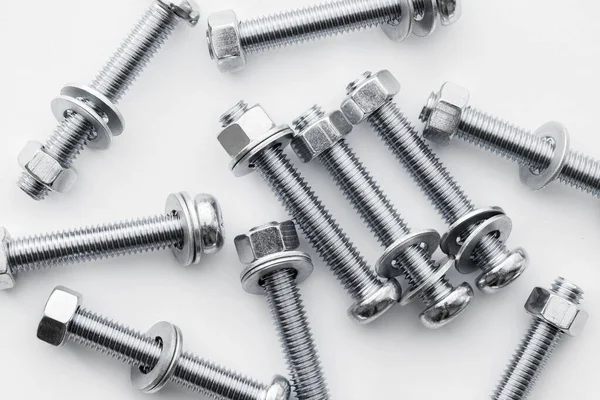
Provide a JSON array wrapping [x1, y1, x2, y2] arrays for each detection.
[[291, 105, 473, 328], [0, 192, 224, 290], [37, 286, 290, 400], [18, 1, 200, 201], [206, 0, 461, 72], [341, 70, 528, 294], [491, 277, 588, 399], [235, 221, 329, 400], [421, 82, 600, 197], [217, 101, 402, 324]]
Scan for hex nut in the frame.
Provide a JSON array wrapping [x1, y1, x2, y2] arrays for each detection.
[[0, 228, 15, 290], [207, 10, 245, 72], [37, 286, 82, 346], [292, 110, 353, 163], [341, 70, 401, 125], [235, 221, 300, 264], [158, 0, 200, 26], [217, 104, 277, 159], [18, 141, 78, 193], [525, 287, 589, 336], [422, 82, 470, 146]]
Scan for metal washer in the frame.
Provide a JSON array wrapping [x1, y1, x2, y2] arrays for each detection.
[[130, 321, 182, 394], [441, 207, 505, 256], [412, 0, 439, 37], [401, 257, 455, 306], [381, 0, 413, 42], [230, 126, 294, 177], [376, 230, 441, 279], [166, 192, 203, 266], [241, 252, 313, 295], [519, 121, 570, 190]]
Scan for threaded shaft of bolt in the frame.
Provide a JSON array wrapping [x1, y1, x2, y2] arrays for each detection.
[[7, 214, 183, 273], [68, 308, 270, 400], [252, 145, 385, 302], [455, 104, 600, 197], [263, 269, 329, 400], [238, 0, 403, 53], [491, 278, 584, 400]]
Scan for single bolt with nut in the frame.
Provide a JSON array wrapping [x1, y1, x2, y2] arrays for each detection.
[[491, 277, 588, 400], [291, 105, 473, 328], [421, 82, 600, 197], [217, 101, 402, 324], [341, 70, 528, 293], [0, 192, 224, 290], [235, 221, 330, 400], [37, 286, 291, 400], [18, 1, 200, 200], [206, 0, 461, 72]]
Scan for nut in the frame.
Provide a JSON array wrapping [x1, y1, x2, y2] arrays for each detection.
[[525, 287, 588, 336], [235, 221, 300, 264], [37, 286, 82, 346], [292, 108, 352, 163], [18, 141, 78, 193], [158, 0, 200, 26], [341, 70, 401, 125], [217, 104, 277, 159], [422, 82, 470, 146], [437, 0, 462, 26], [207, 10, 245, 72], [0, 228, 15, 290]]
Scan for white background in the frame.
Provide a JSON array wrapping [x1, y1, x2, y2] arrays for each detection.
[[0, 0, 598, 399]]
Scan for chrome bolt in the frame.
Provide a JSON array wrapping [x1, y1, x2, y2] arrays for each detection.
[[235, 221, 330, 400], [207, 0, 461, 72], [492, 277, 588, 400], [0, 193, 224, 290], [217, 101, 402, 324], [421, 82, 600, 196], [341, 70, 528, 293], [37, 286, 290, 400], [291, 105, 473, 328], [18, 1, 200, 200]]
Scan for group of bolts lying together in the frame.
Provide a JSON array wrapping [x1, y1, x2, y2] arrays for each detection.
[[9, 0, 595, 399]]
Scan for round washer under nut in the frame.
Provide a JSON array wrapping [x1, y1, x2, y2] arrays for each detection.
[[241, 251, 313, 295]]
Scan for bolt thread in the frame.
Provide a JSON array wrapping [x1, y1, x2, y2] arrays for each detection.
[[366, 94, 513, 274], [17, 174, 52, 201], [491, 278, 584, 399], [412, 0, 426, 19], [8, 214, 183, 273], [263, 269, 329, 400], [238, 0, 403, 53], [252, 145, 385, 302], [453, 104, 600, 197], [68, 308, 269, 400]]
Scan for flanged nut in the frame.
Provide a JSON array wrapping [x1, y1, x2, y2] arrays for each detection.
[[422, 82, 470, 146], [207, 10, 245, 72], [0, 228, 15, 290], [158, 0, 200, 26], [37, 286, 82, 346], [292, 108, 353, 163], [235, 221, 300, 264], [341, 70, 401, 125], [18, 141, 77, 193], [525, 287, 589, 336]]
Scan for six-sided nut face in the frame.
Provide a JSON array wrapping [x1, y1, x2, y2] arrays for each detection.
[[207, 10, 246, 73], [422, 82, 470, 146], [37, 286, 82, 346], [0, 228, 15, 290], [292, 110, 353, 163], [18, 141, 78, 193], [217, 104, 277, 159], [235, 221, 300, 264], [158, 0, 200, 26], [341, 70, 401, 125], [525, 287, 589, 336]]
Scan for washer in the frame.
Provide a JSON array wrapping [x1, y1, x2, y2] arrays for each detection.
[[440, 207, 505, 256], [241, 251, 313, 295], [376, 230, 441, 279], [166, 192, 203, 266], [400, 257, 455, 306], [230, 126, 294, 177]]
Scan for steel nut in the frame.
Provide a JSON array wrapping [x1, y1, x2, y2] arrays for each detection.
[[235, 221, 300, 264], [18, 141, 77, 193], [207, 10, 245, 72], [341, 70, 401, 125], [423, 82, 470, 146], [218, 104, 277, 159], [159, 0, 200, 26], [292, 110, 352, 162], [0, 228, 15, 290], [525, 287, 589, 336], [37, 287, 82, 346]]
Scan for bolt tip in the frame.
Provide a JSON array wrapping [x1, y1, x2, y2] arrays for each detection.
[[220, 101, 249, 127], [292, 105, 325, 133]]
